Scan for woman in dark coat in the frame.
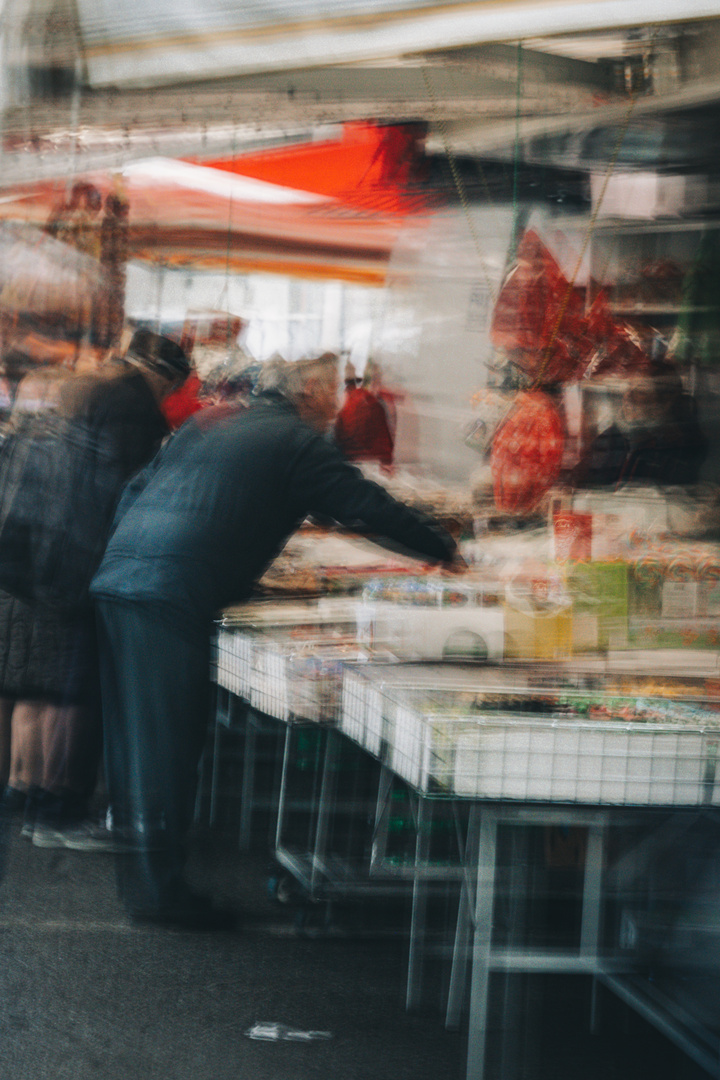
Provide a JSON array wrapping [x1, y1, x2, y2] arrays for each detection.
[[0, 331, 190, 848]]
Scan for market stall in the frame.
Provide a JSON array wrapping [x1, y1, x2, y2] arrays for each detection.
[[201, 195, 720, 1078], [4, 9, 720, 1077]]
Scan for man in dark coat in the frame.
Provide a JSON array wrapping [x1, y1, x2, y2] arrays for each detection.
[[91, 352, 460, 929]]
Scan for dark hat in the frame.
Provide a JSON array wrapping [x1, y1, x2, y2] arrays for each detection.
[[126, 328, 191, 382]]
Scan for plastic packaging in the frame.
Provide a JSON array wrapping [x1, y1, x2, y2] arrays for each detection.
[[245, 1022, 333, 1042]]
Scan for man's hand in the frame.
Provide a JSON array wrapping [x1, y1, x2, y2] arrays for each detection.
[[441, 551, 469, 575]]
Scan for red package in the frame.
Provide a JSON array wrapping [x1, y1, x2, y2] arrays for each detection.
[[491, 391, 565, 514], [492, 231, 651, 385], [491, 231, 587, 384], [161, 370, 206, 429], [553, 512, 593, 561], [582, 292, 650, 379]]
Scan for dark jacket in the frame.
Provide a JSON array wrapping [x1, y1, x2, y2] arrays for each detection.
[[0, 369, 168, 611], [63, 367, 169, 481], [91, 392, 456, 619], [0, 588, 95, 703], [577, 407, 705, 489]]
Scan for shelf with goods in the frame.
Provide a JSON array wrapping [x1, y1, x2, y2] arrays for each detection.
[[586, 217, 720, 349]]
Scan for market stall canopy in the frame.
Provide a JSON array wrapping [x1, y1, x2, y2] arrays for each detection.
[[194, 121, 433, 216], [6, 6, 720, 190], [74, 0, 720, 89], [0, 155, 425, 284]]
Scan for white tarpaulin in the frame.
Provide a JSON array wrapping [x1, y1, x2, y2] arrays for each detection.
[[78, 0, 720, 88]]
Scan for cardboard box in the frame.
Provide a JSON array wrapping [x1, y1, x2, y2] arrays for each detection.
[[567, 562, 629, 650], [359, 602, 504, 662], [503, 601, 573, 660]]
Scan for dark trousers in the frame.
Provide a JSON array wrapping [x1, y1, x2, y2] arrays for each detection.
[[95, 600, 211, 914]]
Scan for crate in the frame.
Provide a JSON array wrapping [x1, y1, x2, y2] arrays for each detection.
[[453, 720, 719, 805], [250, 636, 366, 723], [215, 627, 254, 698], [215, 598, 366, 716], [341, 663, 532, 773], [341, 662, 720, 804], [341, 667, 387, 756]]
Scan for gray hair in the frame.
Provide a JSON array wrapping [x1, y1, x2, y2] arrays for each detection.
[[255, 352, 338, 403]]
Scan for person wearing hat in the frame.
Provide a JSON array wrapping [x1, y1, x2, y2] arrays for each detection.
[[0, 329, 190, 853]]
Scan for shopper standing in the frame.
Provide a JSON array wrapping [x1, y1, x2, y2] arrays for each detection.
[[91, 352, 461, 929], [0, 330, 190, 850]]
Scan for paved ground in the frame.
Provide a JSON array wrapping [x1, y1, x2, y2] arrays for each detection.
[[0, 812, 711, 1080]]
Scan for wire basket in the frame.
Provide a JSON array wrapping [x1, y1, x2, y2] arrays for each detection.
[[341, 662, 720, 803], [250, 636, 367, 723], [453, 718, 718, 805], [215, 627, 254, 698]]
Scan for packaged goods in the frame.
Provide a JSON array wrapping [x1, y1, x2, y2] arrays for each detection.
[[627, 542, 720, 635], [255, 530, 429, 597], [566, 561, 629, 651], [552, 510, 593, 562], [465, 389, 513, 455], [490, 229, 650, 386], [549, 493, 626, 562], [359, 602, 504, 662], [359, 574, 505, 661], [490, 391, 565, 514], [503, 574, 573, 660], [627, 618, 720, 652], [341, 667, 720, 803]]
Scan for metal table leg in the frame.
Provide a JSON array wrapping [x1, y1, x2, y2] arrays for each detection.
[[406, 793, 434, 1009], [311, 727, 340, 895], [239, 708, 258, 852], [582, 822, 605, 1033], [370, 764, 395, 872], [466, 806, 498, 1080], [446, 802, 481, 1030], [274, 722, 294, 856], [209, 685, 229, 827]]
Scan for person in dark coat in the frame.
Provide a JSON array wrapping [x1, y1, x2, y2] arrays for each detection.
[[0, 330, 190, 851], [573, 366, 706, 489], [91, 352, 461, 929]]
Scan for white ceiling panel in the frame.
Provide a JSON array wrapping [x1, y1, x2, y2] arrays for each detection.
[[76, 0, 720, 88]]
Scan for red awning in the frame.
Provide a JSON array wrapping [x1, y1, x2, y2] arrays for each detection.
[[193, 121, 435, 216], [0, 125, 438, 285]]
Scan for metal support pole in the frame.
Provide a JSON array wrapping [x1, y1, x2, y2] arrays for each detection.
[[446, 801, 481, 1030], [311, 728, 340, 895], [406, 795, 433, 1010], [370, 764, 395, 872], [582, 821, 605, 1035], [466, 807, 498, 1080], [580, 822, 605, 961], [274, 722, 294, 855], [208, 685, 229, 827], [239, 708, 257, 852]]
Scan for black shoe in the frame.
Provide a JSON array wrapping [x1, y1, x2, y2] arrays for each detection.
[[1, 787, 27, 813], [128, 891, 240, 932]]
